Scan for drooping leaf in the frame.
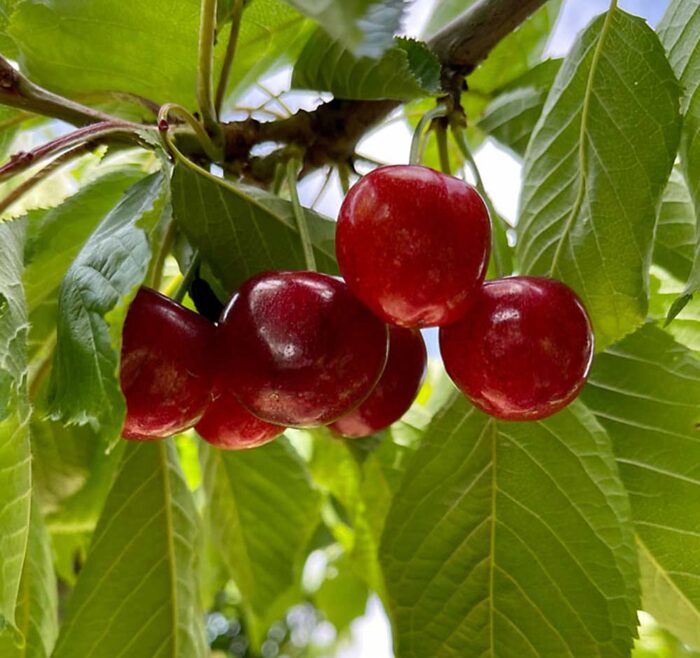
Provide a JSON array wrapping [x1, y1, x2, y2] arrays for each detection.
[[52, 441, 207, 657], [171, 164, 336, 294], [47, 172, 168, 439], [478, 59, 562, 157], [203, 438, 322, 645], [582, 324, 700, 650], [0, 499, 58, 658], [7, 0, 308, 109], [659, 0, 700, 318], [293, 32, 440, 101], [0, 218, 31, 643], [517, 9, 681, 349], [281, 0, 403, 58], [23, 167, 146, 313], [380, 398, 640, 658], [653, 167, 696, 283]]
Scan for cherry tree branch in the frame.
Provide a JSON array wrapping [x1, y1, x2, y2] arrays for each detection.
[[0, 0, 551, 184]]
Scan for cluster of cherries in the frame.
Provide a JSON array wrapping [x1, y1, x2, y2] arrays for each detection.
[[119, 165, 594, 449]]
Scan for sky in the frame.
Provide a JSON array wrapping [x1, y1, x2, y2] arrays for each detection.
[[323, 1, 671, 656]]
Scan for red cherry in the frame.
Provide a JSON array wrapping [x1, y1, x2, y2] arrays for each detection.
[[120, 287, 215, 439], [336, 165, 491, 328], [439, 276, 594, 421], [196, 388, 283, 450], [217, 271, 388, 427], [331, 326, 427, 438]]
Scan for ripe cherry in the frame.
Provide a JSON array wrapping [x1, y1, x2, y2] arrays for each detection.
[[439, 277, 594, 421], [217, 271, 388, 427], [331, 326, 427, 438], [196, 389, 283, 450], [336, 165, 491, 328], [120, 287, 215, 439]]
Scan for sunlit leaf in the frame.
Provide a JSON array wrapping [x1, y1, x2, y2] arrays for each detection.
[[517, 9, 681, 349], [380, 399, 640, 657], [52, 441, 207, 657], [583, 324, 700, 650]]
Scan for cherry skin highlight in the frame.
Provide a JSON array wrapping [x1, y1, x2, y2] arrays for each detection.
[[120, 287, 216, 439], [439, 276, 594, 421], [331, 326, 427, 438], [217, 271, 389, 427], [196, 389, 283, 450], [336, 165, 491, 328]]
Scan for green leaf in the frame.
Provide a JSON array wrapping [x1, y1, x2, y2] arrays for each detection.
[[0, 218, 31, 642], [203, 438, 322, 644], [52, 441, 207, 657], [7, 0, 308, 109], [292, 32, 440, 101], [653, 167, 696, 284], [478, 59, 562, 157], [47, 172, 168, 438], [171, 164, 336, 294], [517, 9, 681, 350], [0, 499, 58, 658], [380, 398, 640, 658], [314, 555, 368, 635], [582, 324, 700, 650], [281, 0, 403, 58], [659, 0, 700, 318], [23, 167, 146, 313]]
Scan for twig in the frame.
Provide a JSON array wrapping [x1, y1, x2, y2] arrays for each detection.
[[0, 120, 146, 184], [0, 144, 90, 217], [215, 0, 244, 115], [158, 103, 221, 162], [0, 56, 119, 126]]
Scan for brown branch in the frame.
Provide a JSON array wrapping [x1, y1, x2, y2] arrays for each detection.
[[428, 0, 550, 74]]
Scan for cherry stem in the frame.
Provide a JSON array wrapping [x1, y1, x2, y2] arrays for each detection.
[[0, 143, 90, 218], [148, 218, 176, 292], [158, 103, 221, 162], [435, 120, 452, 174], [0, 120, 145, 184], [337, 162, 351, 195], [215, 0, 245, 116], [409, 105, 448, 165], [287, 158, 317, 272], [174, 252, 201, 304], [197, 0, 224, 144], [450, 123, 510, 278]]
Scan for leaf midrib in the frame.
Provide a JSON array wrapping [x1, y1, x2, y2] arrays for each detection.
[[548, 1, 618, 276]]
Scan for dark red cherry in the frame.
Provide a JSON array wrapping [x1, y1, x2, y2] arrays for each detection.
[[120, 287, 216, 439], [217, 271, 388, 427], [439, 276, 594, 421], [196, 388, 283, 450], [336, 165, 491, 328], [331, 326, 427, 438]]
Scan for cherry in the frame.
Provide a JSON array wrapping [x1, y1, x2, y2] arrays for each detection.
[[120, 287, 216, 439], [196, 388, 283, 450], [336, 165, 491, 328], [330, 326, 427, 438], [217, 271, 388, 427], [439, 276, 594, 421]]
